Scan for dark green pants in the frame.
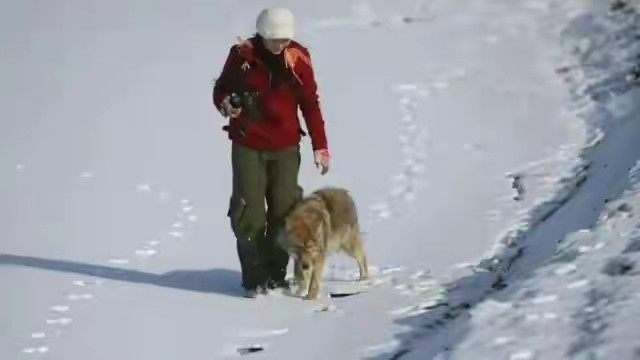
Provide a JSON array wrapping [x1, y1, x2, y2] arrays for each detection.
[[228, 142, 303, 290]]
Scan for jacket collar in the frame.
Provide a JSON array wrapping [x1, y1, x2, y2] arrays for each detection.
[[234, 35, 310, 84]]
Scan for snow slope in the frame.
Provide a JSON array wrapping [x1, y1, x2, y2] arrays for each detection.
[[370, 1, 640, 359], [1, 0, 636, 359]]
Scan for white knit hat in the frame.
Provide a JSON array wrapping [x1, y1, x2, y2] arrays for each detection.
[[256, 8, 295, 39]]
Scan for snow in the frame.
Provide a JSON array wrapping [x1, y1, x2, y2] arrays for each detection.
[[1, 0, 639, 359]]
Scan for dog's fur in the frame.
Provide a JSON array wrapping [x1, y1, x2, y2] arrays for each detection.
[[276, 187, 369, 300]]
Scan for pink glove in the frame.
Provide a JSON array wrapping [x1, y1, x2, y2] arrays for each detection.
[[314, 149, 330, 175]]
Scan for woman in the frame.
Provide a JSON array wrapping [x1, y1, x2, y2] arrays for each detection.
[[212, 7, 331, 297]]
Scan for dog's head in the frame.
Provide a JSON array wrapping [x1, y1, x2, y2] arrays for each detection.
[[275, 212, 321, 268], [274, 214, 306, 251]]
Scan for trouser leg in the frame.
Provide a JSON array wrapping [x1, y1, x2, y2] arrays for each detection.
[[262, 145, 304, 284], [228, 142, 268, 290]]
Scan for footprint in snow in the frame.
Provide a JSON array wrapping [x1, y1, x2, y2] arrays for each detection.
[[531, 294, 559, 305], [368, 202, 392, 220], [579, 242, 605, 253], [45, 317, 72, 326], [567, 279, 590, 290], [135, 249, 157, 257], [363, 82, 429, 231], [492, 336, 514, 346], [510, 350, 534, 360], [72, 280, 101, 287], [107, 258, 130, 265], [524, 313, 547, 322], [311, 303, 341, 313], [543, 312, 560, 320], [31, 332, 46, 339], [393, 83, 422, 92], [136, 183, 152, 193], [22, 346, 49, 354], [80, 172, 94, 178], [67, 293, 94, 300], [50, 305, 70, 313], [554, 263, 577, 276]]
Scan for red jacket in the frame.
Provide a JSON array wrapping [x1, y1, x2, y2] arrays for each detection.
[[212, 37, 328, 151]]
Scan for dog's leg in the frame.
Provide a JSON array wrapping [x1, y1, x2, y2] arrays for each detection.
[[349, 231, 369, 281], [293, 259, 304, 286], [295, 264, 312, 297], [304, 255, 325, 300]]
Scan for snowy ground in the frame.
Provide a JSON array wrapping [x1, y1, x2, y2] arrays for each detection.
[[1, 0, 639, 359], [372, 1, 640, 359]]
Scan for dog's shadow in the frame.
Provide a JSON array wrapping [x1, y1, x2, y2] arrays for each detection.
[[0, 253, 243, 298]]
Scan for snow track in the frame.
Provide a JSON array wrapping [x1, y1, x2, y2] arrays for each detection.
[[2, 178, 201, 356], [368, 1, 640, 358]]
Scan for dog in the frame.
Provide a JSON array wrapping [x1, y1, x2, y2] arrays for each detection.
[[276, 186, 369, 300]]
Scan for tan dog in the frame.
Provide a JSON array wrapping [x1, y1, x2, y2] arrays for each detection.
[[276, 187, 369, 300]]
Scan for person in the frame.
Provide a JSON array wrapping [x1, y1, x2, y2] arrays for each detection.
[[212, 7, 331, 298]]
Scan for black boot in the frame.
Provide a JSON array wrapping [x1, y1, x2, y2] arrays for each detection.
[[262, 226, 291, 291], [266, 257, 291, 292], [236, 236, 269, 297], [268, 245, 291, 289], [243, 285, 268, 298], [266, 278, 290, 291]]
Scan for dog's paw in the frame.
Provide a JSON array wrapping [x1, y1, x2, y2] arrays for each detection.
[[304, 290, 319, 300]]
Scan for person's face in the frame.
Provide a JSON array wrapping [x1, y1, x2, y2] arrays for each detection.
[[262, 38, 291, 54]]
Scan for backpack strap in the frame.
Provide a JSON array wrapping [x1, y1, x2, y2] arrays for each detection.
[[283, 47, 312, 85]]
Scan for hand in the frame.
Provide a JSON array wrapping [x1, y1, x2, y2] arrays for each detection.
[[219, 95, 242, 118], [314, 149, 330, 175]]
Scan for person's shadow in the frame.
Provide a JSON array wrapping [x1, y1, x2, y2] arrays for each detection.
[[0, 253, 244, 298]]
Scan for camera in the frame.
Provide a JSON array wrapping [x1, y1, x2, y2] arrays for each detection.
[[229, 91, 261, 122]]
